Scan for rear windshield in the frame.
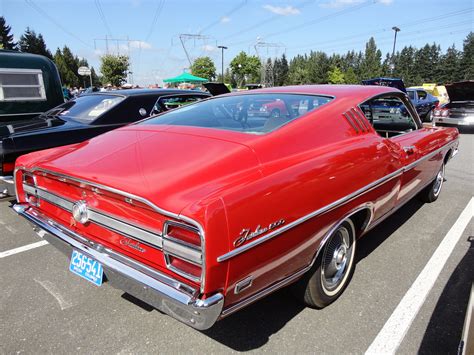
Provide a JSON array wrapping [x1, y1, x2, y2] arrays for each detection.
[[141, 93, 333, 134], [46, 94, 125, 123]]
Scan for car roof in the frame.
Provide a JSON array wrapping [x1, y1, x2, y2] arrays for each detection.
[[83, 89, 209, 98], [224, 84, 403, 102]]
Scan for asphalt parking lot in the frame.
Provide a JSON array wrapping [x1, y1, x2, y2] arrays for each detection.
[[0, 130, 473, 354]]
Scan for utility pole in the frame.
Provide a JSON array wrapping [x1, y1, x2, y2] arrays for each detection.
[[391, 26, 400, 74], [217, 45, 227, 83]]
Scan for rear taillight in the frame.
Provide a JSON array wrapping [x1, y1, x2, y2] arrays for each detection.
[[22, 172, 40, 206], [433, 108, 449, 117], [2, 162, 14, 174], [441, 109, 450, 117], [163, 221, 203, 283]]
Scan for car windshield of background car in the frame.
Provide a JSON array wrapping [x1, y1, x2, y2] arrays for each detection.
[[141, 93, 333, 134], [53, 95, 125, 123]]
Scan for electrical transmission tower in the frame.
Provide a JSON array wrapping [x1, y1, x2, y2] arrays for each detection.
[[254, 39, 286, 87], [178, 34, 212, 67], [94, 36, 140, 84]]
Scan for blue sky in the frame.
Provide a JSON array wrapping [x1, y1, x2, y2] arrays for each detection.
[[1, 0, 472, 85]]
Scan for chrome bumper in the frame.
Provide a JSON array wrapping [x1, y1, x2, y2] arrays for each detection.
[[435, 116, 474, 126], [12, 203, 224, 330], [0, 175, 15, 197]]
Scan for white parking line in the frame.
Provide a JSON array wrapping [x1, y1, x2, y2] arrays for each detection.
[[366, 197, 474, 355], [0, 240, 49, 259]]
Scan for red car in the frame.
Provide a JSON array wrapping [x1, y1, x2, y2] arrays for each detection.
[[12, 85, 459, 330]]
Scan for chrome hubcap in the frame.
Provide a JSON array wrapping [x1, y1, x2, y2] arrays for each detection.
[[321, 225, 353, 293], [433, 165, 445, 197]]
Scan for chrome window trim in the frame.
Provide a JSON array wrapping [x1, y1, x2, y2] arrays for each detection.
[[216, 139, 458, 262]]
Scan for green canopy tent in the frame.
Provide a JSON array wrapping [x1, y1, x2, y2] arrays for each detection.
[[163, 72, 208, 84]]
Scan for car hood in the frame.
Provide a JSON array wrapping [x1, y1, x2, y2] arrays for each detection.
[[445, 81, 474, 102], [28, 125, 262, 214], [0, 116, 69, 139]]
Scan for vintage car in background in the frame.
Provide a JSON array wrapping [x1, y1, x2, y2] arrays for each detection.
[[0, 89, 210, 197], [433, 81, 474, 127], [12, 85, 458, 329], [0, 50, 64, 123], [410, 83, 449, 105], [362, 77, 439, 122]]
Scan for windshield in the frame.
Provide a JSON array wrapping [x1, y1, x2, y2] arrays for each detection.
[[46, 94, 125, 123], [141, 93, 332, 134]]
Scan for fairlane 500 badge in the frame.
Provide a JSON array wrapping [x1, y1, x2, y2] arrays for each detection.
[[234, 219, 285, 247]]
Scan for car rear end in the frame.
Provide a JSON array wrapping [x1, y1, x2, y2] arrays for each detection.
[[433, 102, 474, 126], [12, 167, 224, 329]]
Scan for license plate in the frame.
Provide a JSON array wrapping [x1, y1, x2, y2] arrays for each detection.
[[69, 250, 103, 286]]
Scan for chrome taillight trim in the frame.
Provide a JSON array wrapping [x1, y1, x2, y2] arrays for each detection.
[[163, 220, 204, 284]]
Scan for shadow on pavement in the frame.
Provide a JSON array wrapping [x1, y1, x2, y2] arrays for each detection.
[[201, 199, 426, 351], [418, 237, 474, 354], [356, 198, 424, 263]]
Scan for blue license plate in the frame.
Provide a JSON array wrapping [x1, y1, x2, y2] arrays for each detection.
[[69, 250, 103, 286]]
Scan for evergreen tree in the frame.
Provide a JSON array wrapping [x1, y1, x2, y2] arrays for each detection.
[[54, 48, 78, 87], [0, 16, 17, 50], [359, 37, 382, 80], [328, 66, 345, 84], [274, 53, 289, 86], [307, 51, 330, 83], [460, 32, 474, 80], [439, 45, 461, 84], [18, 27, 52, 59]]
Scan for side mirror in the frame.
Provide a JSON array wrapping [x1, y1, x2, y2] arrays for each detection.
[[139, 108, 147, 117]]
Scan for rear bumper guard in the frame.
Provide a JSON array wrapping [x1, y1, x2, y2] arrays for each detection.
[[12, 203, 223, 330]]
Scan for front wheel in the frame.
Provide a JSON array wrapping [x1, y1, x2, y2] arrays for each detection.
[[293, 219, 356, 308], [419, 163, 445, 203]]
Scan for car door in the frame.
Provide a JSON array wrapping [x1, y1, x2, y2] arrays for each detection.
[[361, 93, 436, 206]]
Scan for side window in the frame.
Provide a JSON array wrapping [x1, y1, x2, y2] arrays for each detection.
[[407, 91, 415, 100], [151, 94, 208, 115], [0, 68, 46, 101], [360, 95, 418, 138], [417, 90, 427, 100], [96, 95, 158, 124]]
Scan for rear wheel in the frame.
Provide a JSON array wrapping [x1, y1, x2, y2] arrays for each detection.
[[419, 163, 445, 203], [424, 109, 433, 122], [294, 219, 356, 308]]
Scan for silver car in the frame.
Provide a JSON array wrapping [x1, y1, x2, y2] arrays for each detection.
[[434, 81, 474, 126]]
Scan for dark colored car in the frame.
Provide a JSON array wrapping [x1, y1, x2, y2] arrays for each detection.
[[0, 50, 64, 123], [362, 77, 439, 122], [0, 89, 210, 197], [406, 88, 439, 121], [433, 81, 474, 127]]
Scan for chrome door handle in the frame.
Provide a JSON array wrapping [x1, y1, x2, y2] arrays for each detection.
[[403, 145, 415, 154]]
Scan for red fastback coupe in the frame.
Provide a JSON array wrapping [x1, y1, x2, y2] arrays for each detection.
[[12, 85, 459, 329]]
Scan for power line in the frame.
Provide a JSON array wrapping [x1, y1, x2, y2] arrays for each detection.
[[95, 0, 113, 38], [198, 0, 247, 34], [145, 0, 165, 41], [24, 0, 93, 48], [286, 7, 473, 52], [220, 0, 315, 43], [225, 0, 374, 47]]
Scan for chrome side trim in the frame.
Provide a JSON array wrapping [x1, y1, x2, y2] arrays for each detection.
[[221, 266, 309, 317], [217, 139, 458, 262], [343, 112, 360, 133]]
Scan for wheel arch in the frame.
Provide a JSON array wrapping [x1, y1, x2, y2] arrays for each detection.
[[310, 203, 373, 268]]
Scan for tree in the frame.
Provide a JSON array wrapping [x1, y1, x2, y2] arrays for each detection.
[[307, 51, 330, 83], [274, 53, 289, 86], [359, 37, 382, 80], [54, 48, 77, 87], [18, 27, 52, 59], [460, 32, 474, 80], [100, 54, 130, 86], [230, 51, 261, 87], [0, 16, 17, 50], [439, 45, 461, 84], [190, 56, 216, 81], [328, 66, 345, 84]]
